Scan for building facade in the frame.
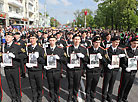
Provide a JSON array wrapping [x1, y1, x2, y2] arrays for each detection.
[[0, 0, 39, 29]]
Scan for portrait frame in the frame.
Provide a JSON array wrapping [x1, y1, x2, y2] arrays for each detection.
[[47, 55, 57, 68], [2, 53, 13, 66], [29, 53, 38, 67], [111, 55, 120, 68], [128, 57, 137, 69], [70, 53, 80, 67], [90, 54, 100, 67]]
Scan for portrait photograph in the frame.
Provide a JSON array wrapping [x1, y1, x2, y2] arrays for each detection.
[[111, 55, 120, 68], [47, 55, 57, 68], [90, 54, 100, 67], [70, 53, 80, 67], [29, 53, 37, 67], [128, 58, 137, 69], [2, 53, 12, 66]]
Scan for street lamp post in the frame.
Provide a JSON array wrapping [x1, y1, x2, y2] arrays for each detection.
[[54, 19, 56, 27], [84, 10, 87, 28]]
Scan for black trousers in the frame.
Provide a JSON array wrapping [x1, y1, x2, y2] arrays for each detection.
[[67, 69, 82, 101], [0, 75, 2, 102], [20, 59, 26, 75], [102, 70, 118, 100], [4, 68, 22, 100], [28, 70, 43, 102], [118, 71, 136, 101], [46, 70, 61, 101], [85, 71, 100, 101]]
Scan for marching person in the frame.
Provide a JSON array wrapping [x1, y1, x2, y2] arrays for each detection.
[[117, 37, 138, 102], [0, 32, 27, 102], [66, 34, 88, 102], [26, 33, 45, 102], [14, 32, 27, 78], [44, 35, 67, 102], [85, 36, 106, 102], [102, 36, 125, 102]]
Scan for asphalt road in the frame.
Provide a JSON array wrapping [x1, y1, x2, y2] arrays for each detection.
[[1, 68, 138, 102]]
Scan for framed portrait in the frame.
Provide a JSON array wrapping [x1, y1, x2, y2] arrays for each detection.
[[70, 53, 80, 67], [29, 53, 37, 67], [111, 55, 120, 68], [90, 54, 100, 67], [47, 55, 57, 68], [2, 53, 12, 66], [128, 58, 137, 69]]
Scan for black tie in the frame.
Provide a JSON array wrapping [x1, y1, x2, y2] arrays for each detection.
[[51, 48, 54, 51]]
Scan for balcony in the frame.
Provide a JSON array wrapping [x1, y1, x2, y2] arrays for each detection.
[[8, 0, 23, 8], [8, 12, 23, 19]]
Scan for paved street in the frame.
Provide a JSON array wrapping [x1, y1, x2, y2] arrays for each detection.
[[1, 68, 138, 102]]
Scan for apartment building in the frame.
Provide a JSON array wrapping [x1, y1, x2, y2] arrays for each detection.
[[0, 0, 39, 28]]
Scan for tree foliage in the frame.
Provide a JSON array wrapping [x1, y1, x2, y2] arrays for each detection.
[[94, 0, 138, 31]]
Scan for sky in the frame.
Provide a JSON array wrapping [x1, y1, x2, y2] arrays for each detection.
[[39, 0, 101, 24]]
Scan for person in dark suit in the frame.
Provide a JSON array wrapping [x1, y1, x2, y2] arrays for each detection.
[[86, 36, 106, 102], [117, 37, 138, 102], [102, 36, 125, 102], [14, 32, 27, 78], [0, 32, 27, 102], [66, 34, 88, 102], [26, 33, 45, 102], [44, 35, 67, 102]]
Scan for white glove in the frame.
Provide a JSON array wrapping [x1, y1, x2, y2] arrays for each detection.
[[77, 53, 85, 58], [67, 63, 74, 69], [119, 54, 125, 58], [97, 53, 102, 59], [87, 64, 94, 69], [44, 66, 52, 70], [9, 53, 15, 58], [55, 55, 60, 60], [1, 63, 5, 68], [134, 56, 138, 60], [126, 67, 131, 72], [26, 63, 33, 68], [60, 44, 64, 47], [108, 64, 114, 70]]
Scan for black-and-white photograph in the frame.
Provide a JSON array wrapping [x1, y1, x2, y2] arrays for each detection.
[[2, 53, 12, 66], [128, 58, 137, 69], [29, 53, 37, 67], [47, 55, 57, 68], [111, 55, 120, 68], [90, 54, 100, 67], [70, 53, 80, 67]]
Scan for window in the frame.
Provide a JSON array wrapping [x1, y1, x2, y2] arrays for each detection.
[[16, 9, 20, 14], [0, 3, 3, 12], [9, 6, 12, 12]]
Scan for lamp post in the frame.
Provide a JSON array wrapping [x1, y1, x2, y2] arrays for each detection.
[[54, 19, 56, 27], [84, 10, 87, 28]]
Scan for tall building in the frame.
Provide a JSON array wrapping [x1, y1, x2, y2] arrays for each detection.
[[0, 0, 39, 29]]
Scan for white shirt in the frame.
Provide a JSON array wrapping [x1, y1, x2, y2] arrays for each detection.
[[50, 45, 56, 51], [74, 45, 79, 49], [7, 41, 13, 47], [112, 46, 117, 52], [32, 43, 37, 49]]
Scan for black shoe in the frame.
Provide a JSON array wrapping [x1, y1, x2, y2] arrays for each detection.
[[21, 73, 26, 78], [11, 99, 17, 102], [122, 99, 128, 102], [106, 97, 113, 102], [101, 99, 106, 102], [91, 98, 95, 102]]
